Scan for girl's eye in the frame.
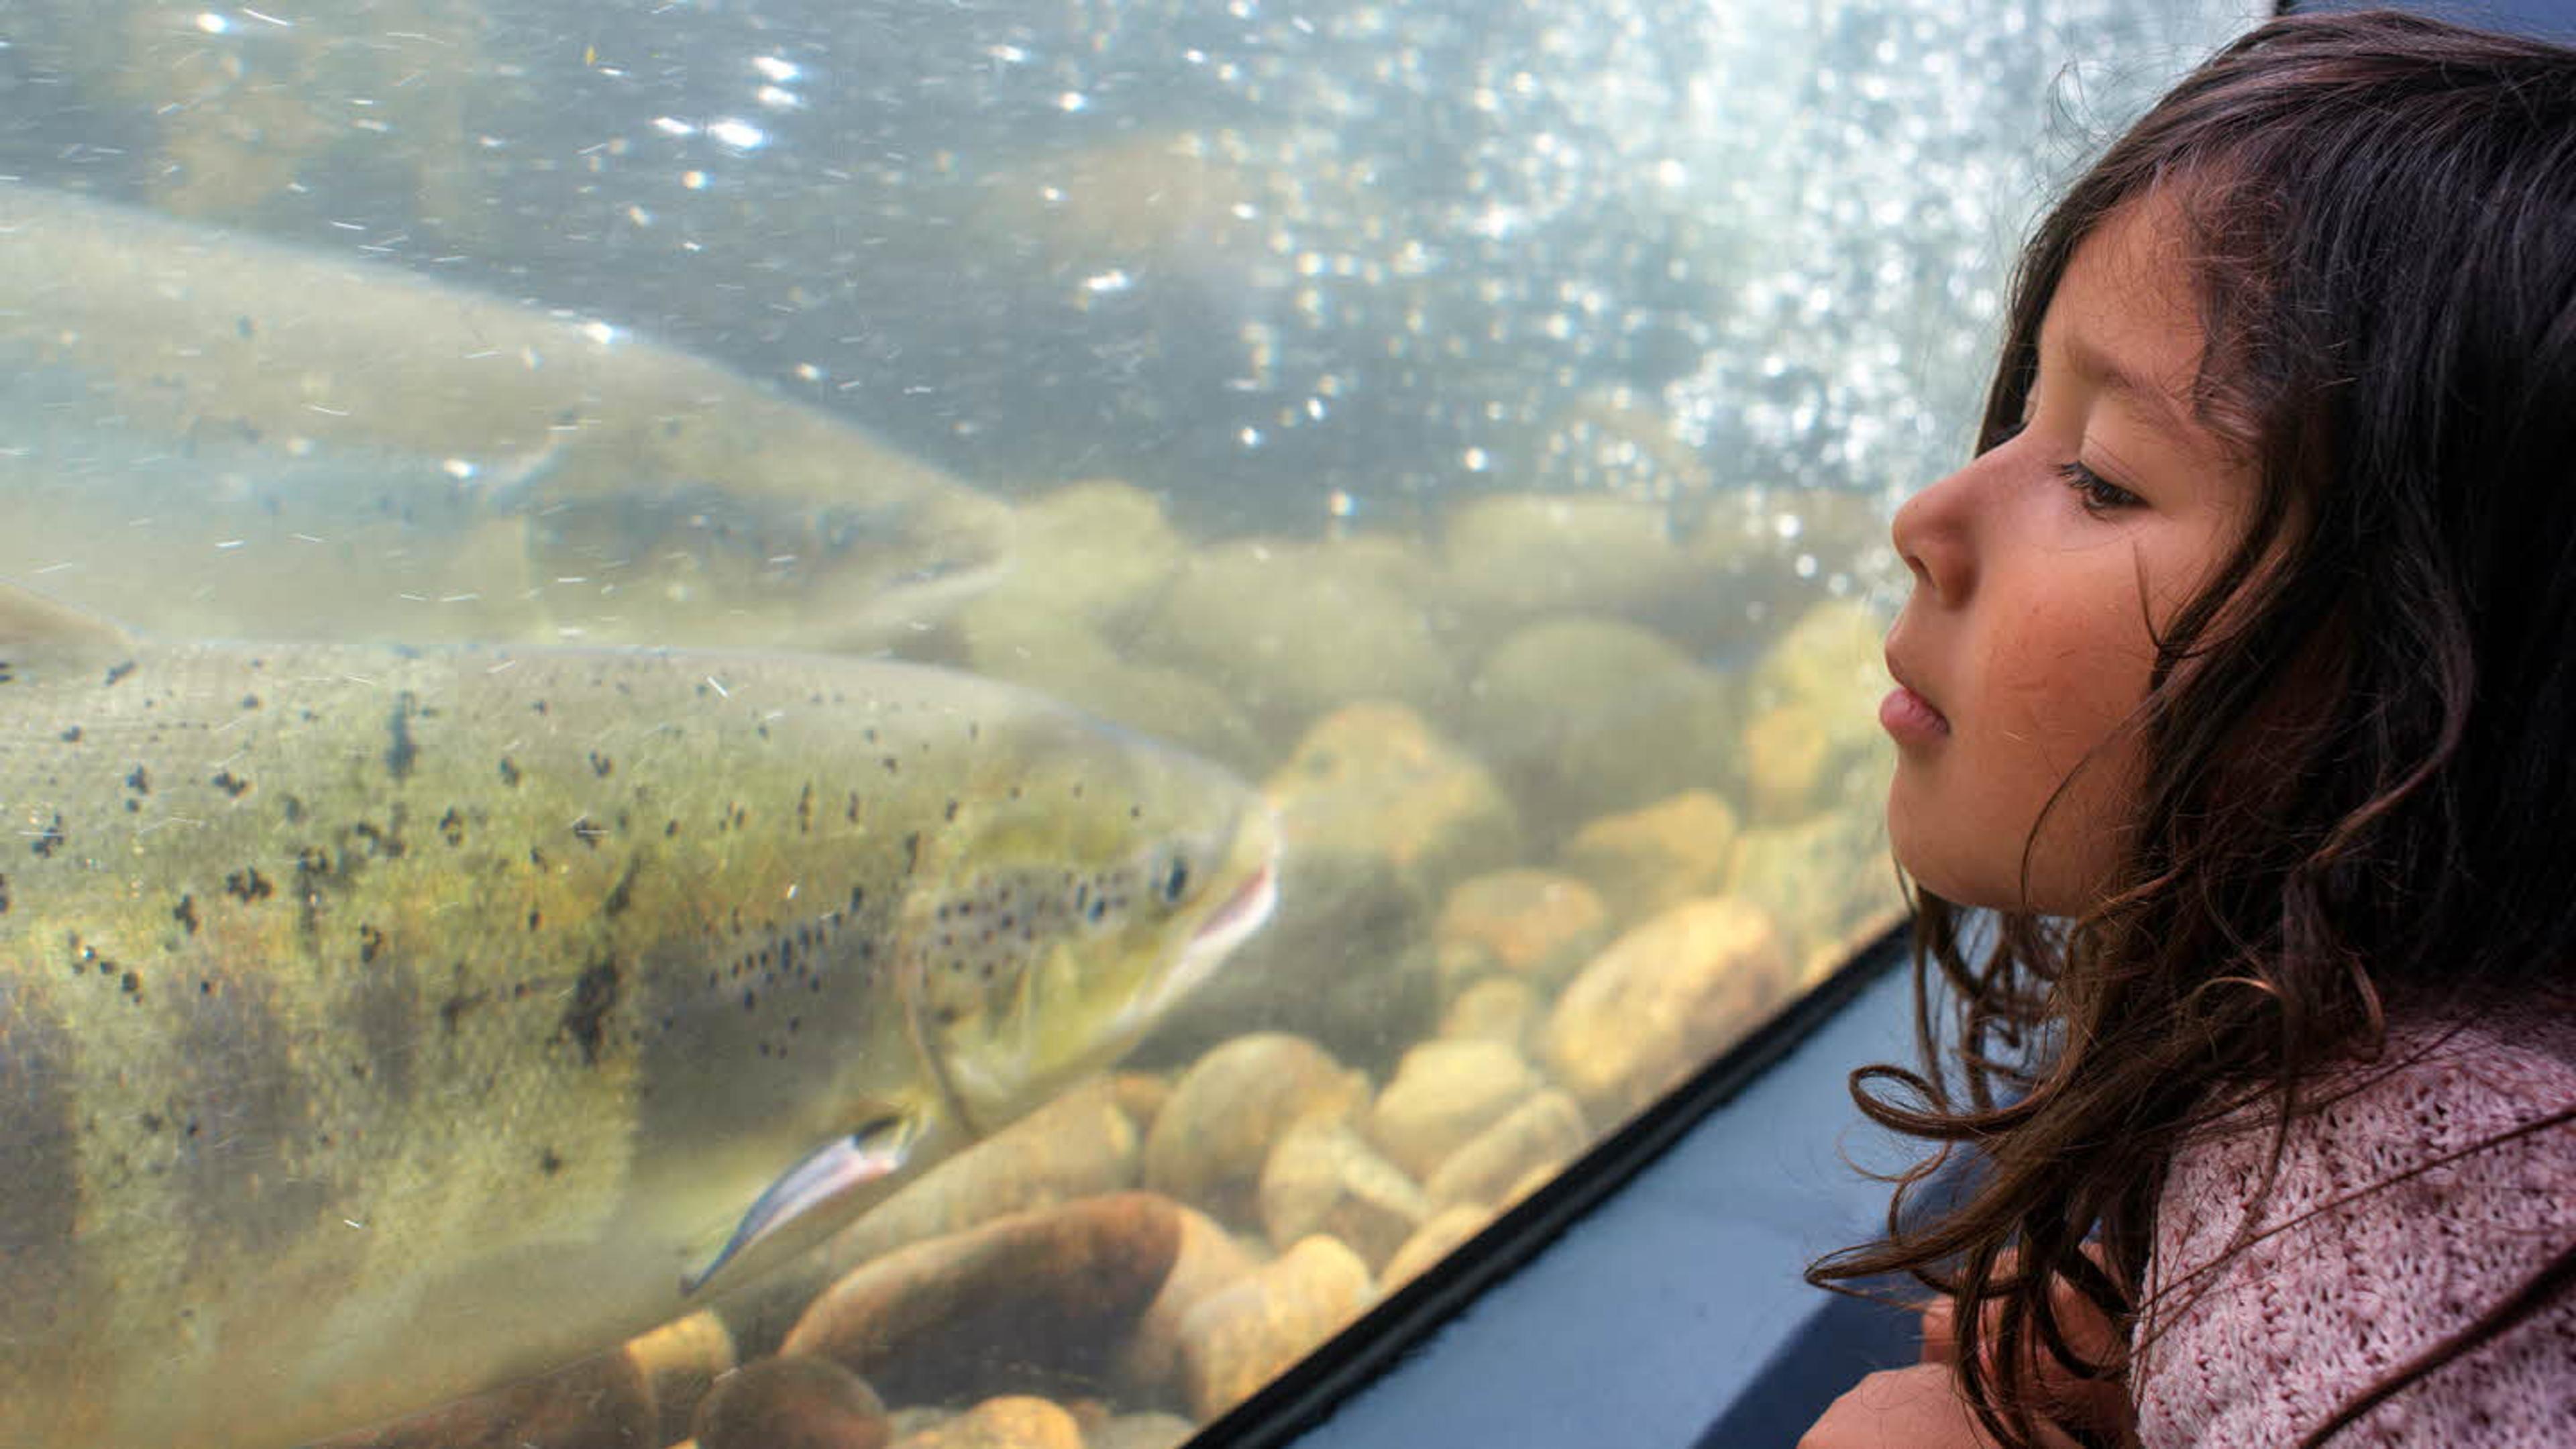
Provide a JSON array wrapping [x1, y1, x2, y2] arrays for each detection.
[[2058, 460, 2141, 515]]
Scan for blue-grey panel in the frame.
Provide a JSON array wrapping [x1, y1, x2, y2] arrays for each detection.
[[2295, 0, 2576, 39]]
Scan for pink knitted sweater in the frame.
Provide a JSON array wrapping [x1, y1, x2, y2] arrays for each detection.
[[2133, 1011, 2576, 1446]]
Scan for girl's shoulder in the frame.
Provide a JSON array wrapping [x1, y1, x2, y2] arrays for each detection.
[[2134, 1006, 2576, 1448]]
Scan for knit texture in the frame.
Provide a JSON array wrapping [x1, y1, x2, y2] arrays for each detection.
[[2133, 1012, 2576, 1447]]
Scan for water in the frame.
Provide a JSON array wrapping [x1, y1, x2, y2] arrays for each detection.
[[0, 1, 2253, 1445]]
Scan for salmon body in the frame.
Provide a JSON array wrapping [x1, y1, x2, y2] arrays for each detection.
[[0, 587, 1278, 1449]]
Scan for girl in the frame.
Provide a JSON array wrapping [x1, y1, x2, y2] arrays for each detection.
[[1799, 11, 2576, 1448]]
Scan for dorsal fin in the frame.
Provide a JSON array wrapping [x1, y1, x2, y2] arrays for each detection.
[[0, 584, 137, 678]]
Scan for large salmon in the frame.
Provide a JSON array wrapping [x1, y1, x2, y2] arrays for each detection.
[[0, 584, 1279, 1448]]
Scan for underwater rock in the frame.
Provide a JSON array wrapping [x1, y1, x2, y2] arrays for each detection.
[[1381, 1205, 1497, 1291], [1177, 1235, 1375, 1421], [1556, 791, 1744, 922], [1676, 487, 1901, 662], [1727, 811, 1905, 987], [1424, 1089, 1591, 1216], [984, 481, 1189, 625], [1138, 538, 1459, 746], [1465, 616, 1743, 842], [782, 1193, 1183, 1407], [1258, 1114, 1432, 1274], [1541, 898, 1796, 1121], [1364, 1040, 1544, 1183], [692, 1356, 891, 1449], [1436, 975, 1542, 1052], [1142, 1033, 1371, 1230], [1739, 600, 1894, 823], [1118, 1204, 1267, 1404], [945, 600, 1269, 775], [1432, 867, 1612, 999], [1437, 493, 1697, 634], [623, 1310, 738, 1449], [311, 1349, 653, 1449], [1088, 1410, 1201, 1449], [728, 1079, 1148, 1356], [890, 1395, 1085, 1449]]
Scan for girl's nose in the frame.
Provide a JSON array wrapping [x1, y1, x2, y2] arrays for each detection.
[[1890, 464, 1976, 604]]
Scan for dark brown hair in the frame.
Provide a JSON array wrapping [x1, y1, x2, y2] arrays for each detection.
[[1810, 11, 2576, 1446]]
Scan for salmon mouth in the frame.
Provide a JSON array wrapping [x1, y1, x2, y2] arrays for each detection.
[[1140, 824, 1281, 1023]]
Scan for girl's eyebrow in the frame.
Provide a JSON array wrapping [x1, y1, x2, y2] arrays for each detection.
[[2054, 328, 2227, 452]]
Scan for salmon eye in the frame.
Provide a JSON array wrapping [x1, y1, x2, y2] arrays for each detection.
[[1160, 855, 1191, 904]]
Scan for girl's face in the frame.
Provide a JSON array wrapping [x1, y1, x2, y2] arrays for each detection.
[[1881, 193, 2258, 914]]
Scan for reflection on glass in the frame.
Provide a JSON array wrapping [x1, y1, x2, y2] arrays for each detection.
[[0, 1, 2246, 1445]]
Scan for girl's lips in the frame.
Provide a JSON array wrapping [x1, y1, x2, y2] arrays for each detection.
[[1879, 684, 1951, 743]]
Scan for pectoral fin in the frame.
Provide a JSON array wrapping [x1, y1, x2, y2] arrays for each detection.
[[681, 1115, 917, 1297]]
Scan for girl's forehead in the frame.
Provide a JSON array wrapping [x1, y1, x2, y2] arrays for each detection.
[[2043, 195, 2206, 409]]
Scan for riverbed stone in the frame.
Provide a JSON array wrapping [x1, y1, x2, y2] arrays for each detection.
[[1177, 1234, 1375, 1420], [1089, 1411, 1199, 1449], [1141, 1033, 1369, 1230], [1364, 1039, 1542, 1183], [1432, 867, 1610, 998], [1728, 810, 1905, 987], [1739, 599, 1892, 823], [1118, 1204, 1267, 1403], [1437, 492, 1695, 630], [1138, 537, 1459, 744], [692, 1356, 890, 1449], [1464, 616, 1741, 842], [1556, 791, 1741, 922], [1437, 975, 1540, 1051], [731, 1080, 1146, 1354], [947, 598, 1266, 774], [1424, 1089, 1589, 1214], [1540, 898, 1796, 1120], [890, 1396, 1085, 1449], [625, 1310, 737, 1449], [1381, 1205, 1496, 1289], [782, 1192, 1183, 1406], [1258, 1114, 1430, 1272]]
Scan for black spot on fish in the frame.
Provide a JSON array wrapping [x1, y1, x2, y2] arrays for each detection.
[[210, 769, 250, 800], [282, 794, 305, 823], [944, 798, 960, 822], [353, 814, 406, 859], [118, 970, 139, 996], [172, 894, 198, 934], [439, 989, 486, 1033], [236, 315, 255, 338], [438, 807, 465, 847], [240, 694, 261, 710], [30, 814, 64, 859], [602, 859, 638, 917], [103, 660, 136, 687], [589, 751, 614, 779], [224, 867, 274, 904], [384, 691, 421, 780], [125, 765, 151, 794], [556, 957, 621, 1066], [358, 924, 385, 965], [56, 725, 80, 743], [498, 756, 522, 788], [572, 816, 607, 850], [0, 661, 14, 685], [539, 1147, 565, 1175]]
